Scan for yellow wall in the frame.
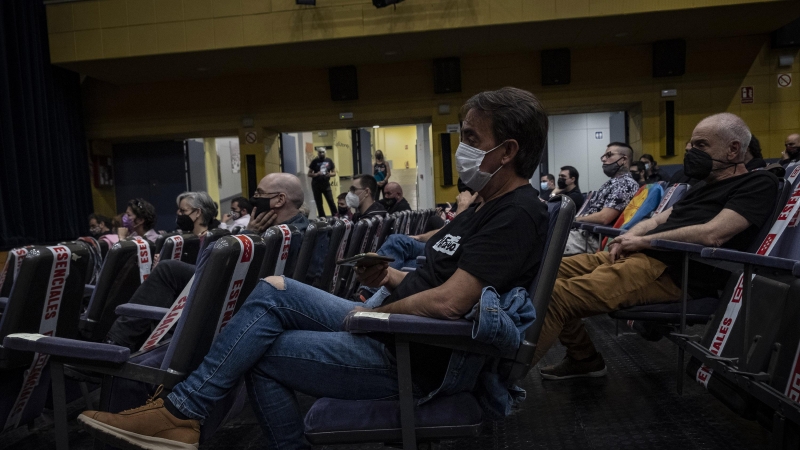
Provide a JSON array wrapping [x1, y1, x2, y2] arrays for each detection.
[[373, 125, 417, 170], [203, 137, 221, 217], [81, 34, 800, 203], [46, 0, 781, 63]]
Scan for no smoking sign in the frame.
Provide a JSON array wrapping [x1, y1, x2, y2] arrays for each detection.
[[244, 131, 258, 144], [778, 73, 793, 88]]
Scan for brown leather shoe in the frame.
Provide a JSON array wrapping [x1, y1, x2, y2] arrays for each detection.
[[78, 396, 200, 450]]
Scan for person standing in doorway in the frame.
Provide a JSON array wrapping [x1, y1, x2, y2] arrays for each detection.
[[308, 148, 337, 217], [373, 149, 391, 200]]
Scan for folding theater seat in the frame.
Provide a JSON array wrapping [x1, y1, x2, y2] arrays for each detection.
[[373, 214, 396, 252], [316, 218, 354, 293], [0, 243, 90, 431], [157, 233, 201, 265], [591, 183, 689, 242], [291, 220, 330, 285], [332, 218, 371, 297], [303, 196, 575, 449], [0, 247, 31, 314], [78, 238, 156, 342], [337, 218, 379, 299], [257, 225, 303, 279], [3, 234, 267, 450]]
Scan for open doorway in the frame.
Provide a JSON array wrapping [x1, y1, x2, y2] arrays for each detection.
[[281, 123, 433, 219]]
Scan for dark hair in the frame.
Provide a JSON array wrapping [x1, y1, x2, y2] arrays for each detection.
[[127, 198, 156, 230], [559, 166, 579, 189], [639, 153, 656, 165], [231, 197, 252, 214], [631, 161, 646, 174], [375, 150, 384, 160], [354, 174, 378, 196], [748, 134, 763, 160], [337, 192, 348, 200], [460, 87, 548, 179], [89, 213, 112, 229], [607, 142, 633, 158], [541, 173, 555, 183]]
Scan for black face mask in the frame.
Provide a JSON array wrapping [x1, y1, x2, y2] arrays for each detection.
[[557, 179, 568, 189], [338, 206, 349, 215], [683, 147, 736, 180], [383, 198, 397, 208], [250, 197, 273, 216], [787, 146, 800, 160], [176, 214, 194, 232], [602, 157, 624, 178]]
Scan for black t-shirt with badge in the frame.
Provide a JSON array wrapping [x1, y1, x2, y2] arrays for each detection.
[[380, 184, 548, 392], [644, 170, 778, 296], [308, 157, 335, 189]]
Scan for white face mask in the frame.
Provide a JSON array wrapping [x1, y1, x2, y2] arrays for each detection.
[[455, 141, 506, 192], [644, 163, 651, 170], [540, 182, 549, 191], [345, 191, 361, 209]]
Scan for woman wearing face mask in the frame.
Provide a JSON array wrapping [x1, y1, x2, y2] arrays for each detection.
[[119, 199, 158, 243], [372, 150, 391, 200], [89, 213, 119, 246], [175, 191, 219, 240], [640, 154, 663, 183]]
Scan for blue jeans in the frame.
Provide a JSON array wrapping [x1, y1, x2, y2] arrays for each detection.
[[167, 277, 400, 449], [379, 234, 426, 270]]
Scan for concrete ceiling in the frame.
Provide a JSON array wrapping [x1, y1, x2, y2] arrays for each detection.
[[57, 2, 800, 85]]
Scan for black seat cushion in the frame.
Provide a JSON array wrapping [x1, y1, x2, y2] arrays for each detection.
[[304, 392, 482, 435], [609, 297, 719, 324]]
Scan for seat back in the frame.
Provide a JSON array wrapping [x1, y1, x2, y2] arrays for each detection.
[[257, 225, 302, 278], [333, 219, 370, 297], [654, 183, 690, 215], [372, 215, 396, 252], [316, 219, 353, 292], [0, 243, 90, 368], [160, 235, 266, 377], [159, 234, 201, 265], [508, 196, 575, 381], [154, 233, 174, 255], [75, 237, 104, 285], [80, 239, 155, 341], [0, 247, 31, 299], [292, 221, 330, 284], [575, 191, 595, 217]]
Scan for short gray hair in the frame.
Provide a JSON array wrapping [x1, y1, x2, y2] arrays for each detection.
[[176, 191, 218, 226], [702, 113, 751, 158]]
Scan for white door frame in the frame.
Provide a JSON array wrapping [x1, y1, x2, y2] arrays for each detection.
[[415, 123, 435, 209]]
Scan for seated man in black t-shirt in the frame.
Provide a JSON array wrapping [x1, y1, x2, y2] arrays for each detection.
[[78, 87, 551, 450], [534, 113, 779, 380]]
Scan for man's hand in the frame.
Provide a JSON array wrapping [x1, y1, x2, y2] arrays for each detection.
[[222, 213, 232, 223], [613, 233, 649, 254], [608, 241, 624, 263], [354, 262, 390, 288], [246, 207, 277, 234], [456, 191, 478, 214]]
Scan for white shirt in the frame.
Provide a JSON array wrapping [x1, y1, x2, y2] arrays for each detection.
[[219, 214, 251, 230]]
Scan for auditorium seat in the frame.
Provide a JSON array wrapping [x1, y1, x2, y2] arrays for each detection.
[[291, 220, 330, 284], [157, 233, 201, 265], [3, 234, 267, 450], [303, 196, 575, 449], [316, 218, 354, 293], [333, 218, 371, 298], [257, 225, 303, 279], [0, 243, 89, 431]]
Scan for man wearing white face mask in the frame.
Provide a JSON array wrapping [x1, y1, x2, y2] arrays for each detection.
[[347, 174, 386, 222], [77, 88, 550, 450]]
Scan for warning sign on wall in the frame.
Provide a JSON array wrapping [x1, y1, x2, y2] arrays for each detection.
[[741, 86, 753, 104], [778, 73, 793, 88], [244, 131, 258, 144]]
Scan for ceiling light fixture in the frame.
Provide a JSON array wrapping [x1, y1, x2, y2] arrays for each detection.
[[373, 125, 380, 128], [296, 0, 316, 5], [373, 0, 404, 8]]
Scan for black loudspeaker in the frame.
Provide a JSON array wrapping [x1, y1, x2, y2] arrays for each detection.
[[652, 39, 685, 78], [773, 17, 800, 48], [329, 66, 358, 101], [433, 58, 461, 94], [439, 133, 454, 186], [541, 48, 570, 86]]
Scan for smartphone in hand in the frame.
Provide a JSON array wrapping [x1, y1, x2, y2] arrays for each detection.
[[336, 253, 395, 267]]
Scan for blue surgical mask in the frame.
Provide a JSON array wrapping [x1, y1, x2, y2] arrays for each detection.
[[540, 182, 549, 191]]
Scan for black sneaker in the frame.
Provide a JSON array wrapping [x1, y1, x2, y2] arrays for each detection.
[[540, 353, 607, 380]]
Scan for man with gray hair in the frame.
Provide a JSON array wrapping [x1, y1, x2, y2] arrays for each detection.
[[536, 112, 779, 380]]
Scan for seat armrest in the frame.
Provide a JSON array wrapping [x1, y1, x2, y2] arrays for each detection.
[[578, 223, 597, 232], [343, 311, 473, 337], [592, 226, 625, 237], [794, 262, 800, 278], [3, 334, 130, 364], [649, 239, 706, 254], [415, 256, 426, 265], [115, 304, 170, 321], [701, 248, 797, 272], [84, 284, 95, 297], [0, 297, 7, 310]]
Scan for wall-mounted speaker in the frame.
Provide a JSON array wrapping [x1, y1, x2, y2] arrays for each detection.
[[433, 58, 461, 94], [773, 17, 800, 48], [652, 39, 686, 78], [541, 48, 570, 86], [660, 101, 675, 157], [329, 66, 358, 101]]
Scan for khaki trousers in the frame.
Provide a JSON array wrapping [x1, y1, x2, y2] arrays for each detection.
[[532, 251, 683, 365]]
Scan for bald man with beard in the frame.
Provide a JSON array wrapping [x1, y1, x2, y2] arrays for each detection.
[[105, 173, 308, 351], [379, 182, 412, 214]]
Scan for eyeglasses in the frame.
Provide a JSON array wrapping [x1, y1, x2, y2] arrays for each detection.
[[600, 152, 623, 161], [253, 191, 281, 198], [177, 207, 197, 215], [349, 186, 366, 193]]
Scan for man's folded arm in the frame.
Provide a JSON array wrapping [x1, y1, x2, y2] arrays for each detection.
[[374, 268, 484, 320], [642, 208, 751, 249]]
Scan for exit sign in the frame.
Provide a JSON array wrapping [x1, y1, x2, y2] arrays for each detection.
[[741, 86, 754, 104]]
